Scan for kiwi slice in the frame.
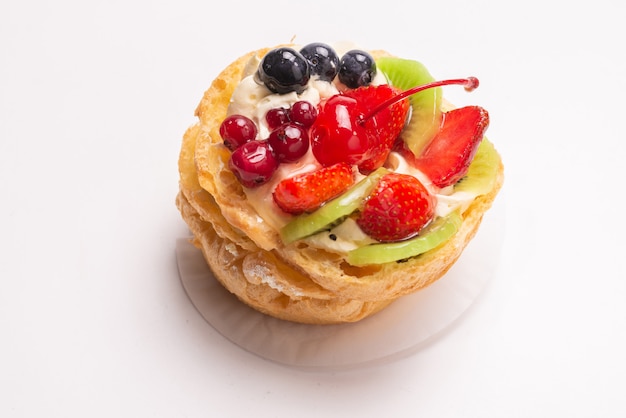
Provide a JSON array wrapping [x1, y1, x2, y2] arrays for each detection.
[[346, 211, 462, 266], [280, 167, 388, 244], [377, 57, 442, 157], [454, 138, 501, 195]]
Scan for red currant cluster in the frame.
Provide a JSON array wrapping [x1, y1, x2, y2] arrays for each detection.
[[219, 101, 318, 188]]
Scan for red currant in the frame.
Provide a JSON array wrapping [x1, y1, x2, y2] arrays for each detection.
[[267, 123, 309, 163], [219, 115, 258, 151], [228, 140, 278, 188], [265, 107, 291, 130], [290, 101, 317, 128]]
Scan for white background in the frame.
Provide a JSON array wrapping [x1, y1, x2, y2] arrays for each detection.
[[2, 0, 625, 416]]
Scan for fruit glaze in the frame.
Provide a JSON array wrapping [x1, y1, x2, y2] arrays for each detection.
[[218, 42, 500, 266]]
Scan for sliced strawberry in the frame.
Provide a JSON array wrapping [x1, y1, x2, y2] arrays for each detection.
[[414, 106, 489, 188], [273, 163, 354, 215], [356, 172, 435, 242], [344, 85, 410, 173]]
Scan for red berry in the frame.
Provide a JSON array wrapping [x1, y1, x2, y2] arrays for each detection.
[[290, 100, 318, 128], [267, 123, 309, 163], [414, 106, 489, 188], [357, 173, 434, 242], [228, 140, 278, 188], [309, 85, 409, 172], [343, 84, 410, 173], [273, 163, 354, 214], [265, 107, 291, 130], [310, 95, 373, 166], [219, 114, 258, 151]]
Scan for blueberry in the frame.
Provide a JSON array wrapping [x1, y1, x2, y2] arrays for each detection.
[[299, 42, 339, 82], [255, 47, 310, 94], [338, 50, 377, 89]]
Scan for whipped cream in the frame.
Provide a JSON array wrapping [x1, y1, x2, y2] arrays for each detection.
[[228, 76, 327, 139]]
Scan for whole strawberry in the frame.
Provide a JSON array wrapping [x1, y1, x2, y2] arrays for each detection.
[[357, 172, 434, 242]]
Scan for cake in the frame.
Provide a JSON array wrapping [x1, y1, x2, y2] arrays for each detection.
[[176, 42, 504, 324]]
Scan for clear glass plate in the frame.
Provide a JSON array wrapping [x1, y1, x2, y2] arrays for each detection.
[[176, 201, 504, 371]]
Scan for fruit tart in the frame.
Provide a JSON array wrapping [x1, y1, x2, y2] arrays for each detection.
[[176, 42, 504, 324]]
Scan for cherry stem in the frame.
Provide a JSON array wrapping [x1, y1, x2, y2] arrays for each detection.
[[360, 77, 479, 122]]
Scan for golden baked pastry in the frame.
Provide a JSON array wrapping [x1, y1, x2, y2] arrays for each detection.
[[176, 43, 504, 324]]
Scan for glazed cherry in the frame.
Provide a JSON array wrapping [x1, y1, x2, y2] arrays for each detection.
[[338, 50, 377, 89], [265, 107, 291, 130], [290, 101, 318, 128], [310, 77, 479, 168], [219, 114, 258, 151], [267, 123, 309, 163], [228, 140, 278, 188], [310, 95, 372, 166]]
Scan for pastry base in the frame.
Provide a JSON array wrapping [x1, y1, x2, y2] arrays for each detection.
[[176, 196, 505, 370]]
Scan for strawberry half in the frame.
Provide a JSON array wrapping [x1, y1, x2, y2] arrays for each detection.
[[414, 106, 489, 188], [344, 85, 410, 173], [273, 162, 354, 215], [357, 172, 435, 242]]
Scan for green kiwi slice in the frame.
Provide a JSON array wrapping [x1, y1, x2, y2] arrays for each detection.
[[454, 138, 501, 195], [346, 211, 462, 266], [377, 56, 442, 157]]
